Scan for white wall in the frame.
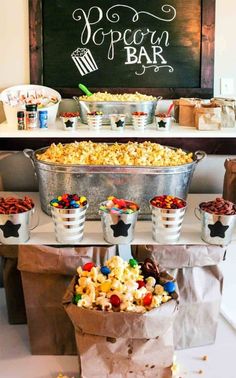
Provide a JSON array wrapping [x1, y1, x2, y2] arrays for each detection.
[[0, 0, 236, 98]]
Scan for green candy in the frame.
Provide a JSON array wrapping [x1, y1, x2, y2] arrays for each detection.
[[129, 258, 138, 267], [73, 294, 82, 304]]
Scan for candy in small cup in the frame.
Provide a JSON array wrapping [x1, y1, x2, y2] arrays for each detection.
[[60, 112, 80, 131], [99, 196, 139, 244], [195, 197, 236, 245], [131, 111, 148, 130], [87, 111, 103, 130], [150, 195, 187, 244], [0, 196, 37, 244], [50, 194, 88, 244], [109, 114, 126, 131], [155, 113, 172, 131]]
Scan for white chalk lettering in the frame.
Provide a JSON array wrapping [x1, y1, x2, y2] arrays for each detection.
[[72, 4, 176, 74], [137, 47, 152, 64], [152, 46, 167, 64], [124, 46, 138, 64]]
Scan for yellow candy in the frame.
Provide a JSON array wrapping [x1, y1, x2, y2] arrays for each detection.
[[100, 281, 111, 293], [57, 196, 62, 201], [52, 202, 59, 207], [80, 196, 87, 203]]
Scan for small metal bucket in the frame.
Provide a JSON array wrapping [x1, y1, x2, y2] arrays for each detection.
[[155, 116, 172, 131], [150, 200, 187, 244], [132, 114, 149, 130], [87, 115, 103, 130], [50, 204, 88, 244], [99, 201, 139, 244], [60, 116, 78, 131], [109, 114, 126, 131], [195, 206, 236, 245], [0, 207, 37, 244]]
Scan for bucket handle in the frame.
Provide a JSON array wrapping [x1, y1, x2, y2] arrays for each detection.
[[23, 149, 35, 168], [30, 207, 39, 230], [194, 207, 201, 220], [194, 150, 207, 163]]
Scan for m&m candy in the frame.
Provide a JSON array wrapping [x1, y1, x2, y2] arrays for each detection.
[[110, 294, 121, 307], [129, 258, 138, 267], [137, 280, 145, 289], [83, 262, 95, 272], [73, 294, 82, 304], [101, 266, 111, 275], [163, 281, 176, 293], [50, 194, 87, 209], [143, 293, 153, 306]]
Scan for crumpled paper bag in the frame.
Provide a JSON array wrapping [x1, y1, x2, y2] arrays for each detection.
[[179, 98, 201, 127], [211, 98, 235, 128], [0, 245, 26, 324], [195, 104, 221, 130], [18, 244, 117, 355], [223, 158, 236, 203], [63, 276, 178, 378], [131, 244, 225, 349]]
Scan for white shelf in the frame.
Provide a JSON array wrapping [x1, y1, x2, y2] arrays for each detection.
[[1, 192, 235, 245], [1, 120, 236, 138]]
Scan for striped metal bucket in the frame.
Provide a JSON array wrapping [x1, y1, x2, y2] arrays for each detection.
[[51, 205, 88, 244], [150, 202, 186, 244]]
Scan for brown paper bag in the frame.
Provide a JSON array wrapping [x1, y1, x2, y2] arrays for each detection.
[[0, 245, 27, 324], [63, 277, 178, 378], [179, 98, 201, 127], [223, 159, 236, 203], [131, 245, 225, 349], [211, 98, 235, 128], [18, 244, 117, 355], [195, 104, 221, 130]]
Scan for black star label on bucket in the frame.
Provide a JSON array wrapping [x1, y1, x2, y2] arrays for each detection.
[[115, 119, 124, 128], [158, 120, 167, 128], [65, 119, 74, 128], [0, 220, 21, 238], [110, 220, 131, 237], [208, 221, 229, 238]]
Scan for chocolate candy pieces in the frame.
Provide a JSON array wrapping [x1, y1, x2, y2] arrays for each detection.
[[200, 197, 236, 215]]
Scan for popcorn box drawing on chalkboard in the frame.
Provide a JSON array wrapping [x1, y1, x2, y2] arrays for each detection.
[[71, 47, 98, 76]]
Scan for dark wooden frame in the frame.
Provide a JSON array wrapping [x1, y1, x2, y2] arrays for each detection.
[[29, 0, 215, 99]]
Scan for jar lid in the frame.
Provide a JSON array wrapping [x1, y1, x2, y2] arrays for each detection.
[[25, 104, 37, 111], [17, 111, 24, 117]]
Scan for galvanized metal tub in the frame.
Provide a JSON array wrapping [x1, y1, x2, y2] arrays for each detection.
[[74, 98, 160, 125], [24, 147, 206, 220]]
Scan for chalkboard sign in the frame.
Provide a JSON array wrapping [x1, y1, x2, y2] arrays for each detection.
[[29, 0, 215, 98]]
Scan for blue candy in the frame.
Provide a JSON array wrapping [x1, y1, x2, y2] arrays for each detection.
[[70, 200, 76, 205], [101, 266, 111, 275], [164, 281, 176, 293]]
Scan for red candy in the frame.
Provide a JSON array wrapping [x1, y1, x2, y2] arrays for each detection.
[[137, 280, 145, 289], [132, 111, 147, 116], [60, 112, 80, 117], [150, 195, 186, 210], [83, 262, 95, 272], [143, 293, 153, 306], [110, 294, 121, 307]]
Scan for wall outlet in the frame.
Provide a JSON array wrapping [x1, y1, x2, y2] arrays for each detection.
[[221, 78, 235, 95]]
